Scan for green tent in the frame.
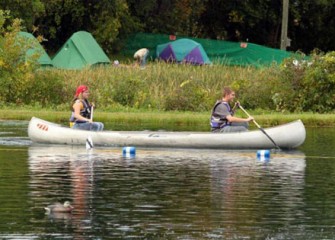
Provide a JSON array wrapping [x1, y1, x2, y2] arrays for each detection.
[[18, 32, 53, 66], [52, 31, 110, 69]]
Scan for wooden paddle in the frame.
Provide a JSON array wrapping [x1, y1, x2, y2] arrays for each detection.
[[90, 105, 94, 121], [86, 136, 93, 149], [86, 105, 94, 149], [238, 104, 281, 150]]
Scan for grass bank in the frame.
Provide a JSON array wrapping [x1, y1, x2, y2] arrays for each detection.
[[2, 49, 335, 115], [1, 109, 334, 128]]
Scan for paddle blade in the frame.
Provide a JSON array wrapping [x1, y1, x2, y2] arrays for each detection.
[[86, 136, 93, 149], [259, 127, 281, 150]]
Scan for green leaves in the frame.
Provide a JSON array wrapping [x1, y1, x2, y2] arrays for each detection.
[[275, 51, 335, 113], [0, 11, 41, 104]]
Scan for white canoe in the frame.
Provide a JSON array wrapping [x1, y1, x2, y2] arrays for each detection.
[[28, 117, 306, 149]]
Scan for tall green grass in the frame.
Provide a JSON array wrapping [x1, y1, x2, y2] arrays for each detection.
[[32, 62, 280, 112], [1, 53, 334, 127]]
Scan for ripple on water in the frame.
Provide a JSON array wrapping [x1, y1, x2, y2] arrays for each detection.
[[6, 144, 328, 239], [0, 137, 32, 146]]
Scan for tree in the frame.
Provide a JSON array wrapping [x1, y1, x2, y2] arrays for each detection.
[[289, 0, 335, 53], [89, 0, 141, 53], [2, 0, 335, 54], [0, 10, 40, 104], [0, 0, 45, 31], [32, 0, 140, 54], [199, 0, 284, 47], [126, 0, 207, 36]]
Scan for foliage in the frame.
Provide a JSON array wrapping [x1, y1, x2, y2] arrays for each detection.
[[165, 78, 211, 111], [90, 0, 141, 53], [28, 59, 331, 114], [200, 0, 283, 47], [28, 0, 141, 54], [0, 0, 45, 30], [274, 51, 335, 113], [2, 0, 335, 54], [290, 0, 335, 52], [126, 0, 207, 37], [0, 10, 41, 104], [301, 51, 335, 112], [111, 75, 143, 107], [25, 69, 66, 107]]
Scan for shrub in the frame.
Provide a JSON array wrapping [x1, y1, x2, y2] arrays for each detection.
[[165, 78, 211, 111], [0, 10, 41, 105], [275, 51, 335, 113], [111, 75, 142, 107], [26, 69, 66, 107], [302, 51, 335, 112]]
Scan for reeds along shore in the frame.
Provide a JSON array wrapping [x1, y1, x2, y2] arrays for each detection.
[[20, 61, 282, 112]]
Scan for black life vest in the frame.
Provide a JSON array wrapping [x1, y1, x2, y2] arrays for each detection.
[[69, 99, 91, 123], [210, 101, 233, 129]]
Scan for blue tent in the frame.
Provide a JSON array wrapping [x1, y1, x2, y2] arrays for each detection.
[[156, 38, 211, 65]]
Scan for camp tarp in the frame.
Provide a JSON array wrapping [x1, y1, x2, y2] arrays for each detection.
[[198, 40, 293, 67], [18, 32, 53, 67], [156, 38, 211, 65], [52, 31, 110, 69], [123, 33, 294, 67]]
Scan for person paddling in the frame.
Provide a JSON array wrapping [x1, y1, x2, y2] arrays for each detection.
[[210, 86, 253, 132], [70, 85, 104, 131]]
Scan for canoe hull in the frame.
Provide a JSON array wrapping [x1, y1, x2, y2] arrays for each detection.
[[28, 117, 306, 149]]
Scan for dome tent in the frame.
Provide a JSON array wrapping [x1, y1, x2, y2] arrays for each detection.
[[52, 31, 110, 69], [156, 38, 211, 65], [18, 32, 53, 67]]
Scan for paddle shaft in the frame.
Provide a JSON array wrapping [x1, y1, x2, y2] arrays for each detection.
[[238, 105, 281, 150], [86, 138, 93, 149], [87, 106, 94, 149], [90, 106, 94, 121]]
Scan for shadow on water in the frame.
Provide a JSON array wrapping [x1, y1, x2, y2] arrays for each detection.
[[1, 120, 335, 239]]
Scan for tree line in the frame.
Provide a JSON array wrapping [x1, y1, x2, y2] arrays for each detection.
[[1, 0, 334, 56]]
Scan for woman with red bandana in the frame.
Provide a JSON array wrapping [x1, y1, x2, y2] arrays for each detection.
[[69, 85, 104, 131]]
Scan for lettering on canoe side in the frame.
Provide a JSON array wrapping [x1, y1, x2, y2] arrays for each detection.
[[37, 123, 49, 131]]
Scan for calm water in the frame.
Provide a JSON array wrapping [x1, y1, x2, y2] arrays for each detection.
[[0, 120, 335, 239]]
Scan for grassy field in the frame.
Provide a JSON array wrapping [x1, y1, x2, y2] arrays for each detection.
[[1, 109, 334, 128]]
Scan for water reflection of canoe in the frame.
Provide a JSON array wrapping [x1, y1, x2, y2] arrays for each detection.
[[28, 145, 306, 175], [28, 117, 306, 149]]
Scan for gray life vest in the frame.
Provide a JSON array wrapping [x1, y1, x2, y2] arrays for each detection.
[[210, 101, 233, 129]]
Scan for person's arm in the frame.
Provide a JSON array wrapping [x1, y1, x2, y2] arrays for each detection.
[[73, 101, 92, 123], [217, 103, 253, 123], [226, 115, 253, 123]]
